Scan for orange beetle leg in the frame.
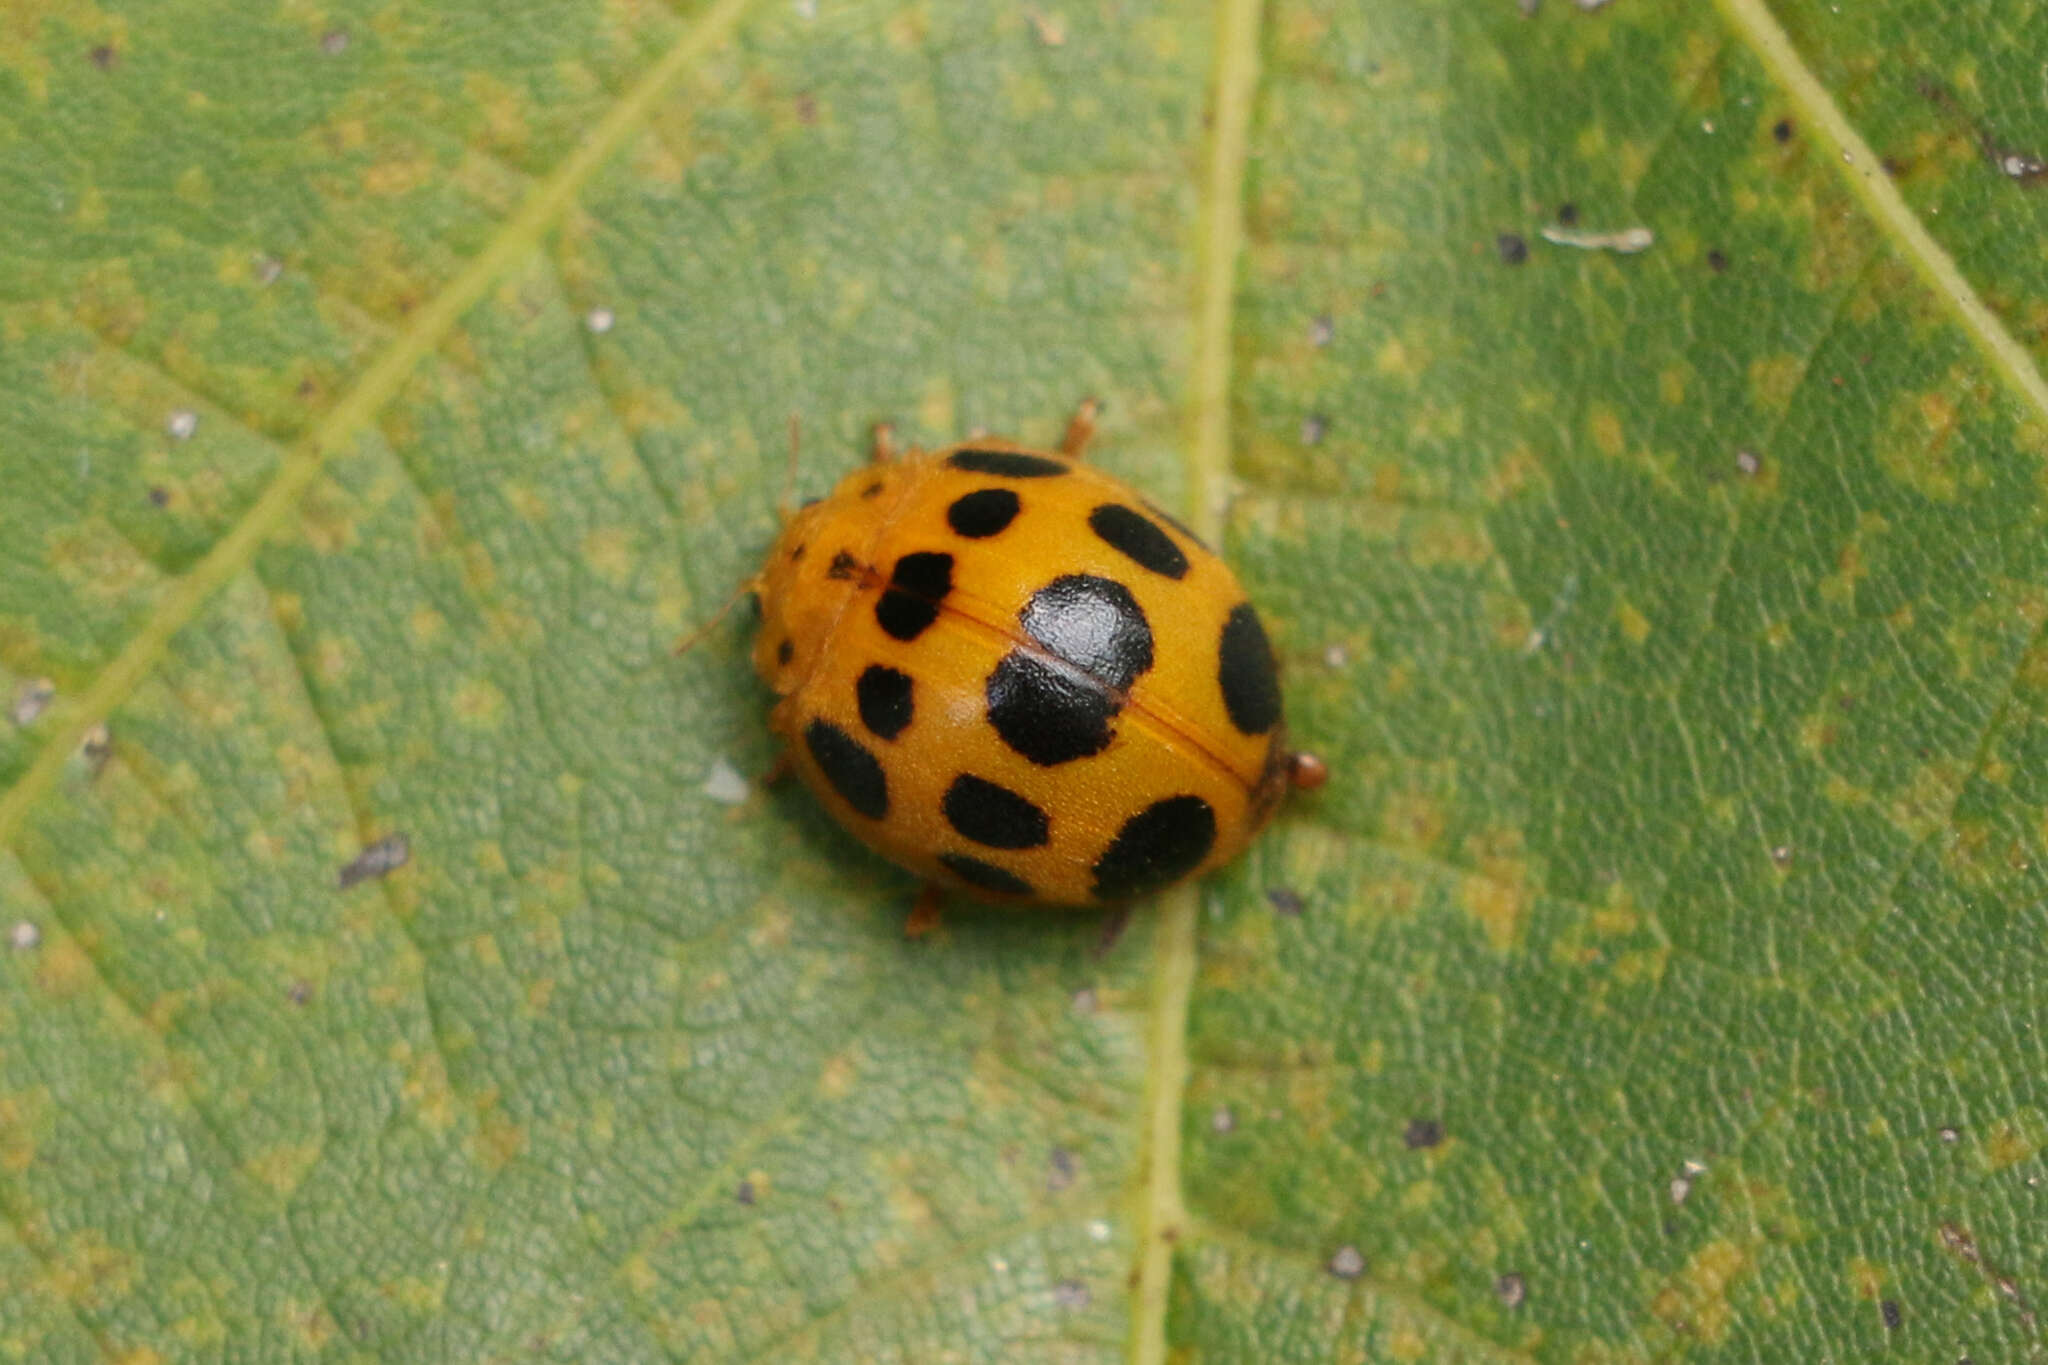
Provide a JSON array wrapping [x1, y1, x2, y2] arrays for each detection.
[[905, 883, 946, 938], [759, 750, 793, 787], [1060, 396, 1100, 459], [1287, 751, 1329, 791], [870, 421, 898, 466]]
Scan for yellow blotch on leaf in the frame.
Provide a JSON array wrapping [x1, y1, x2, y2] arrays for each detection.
[[1981, 1110, 2043, 1170], [1748, 353, 1805, 414], [582, 526, 635, 586], [451, 678, 506, 728], [1588, 405, 1624, 457], [1651, 1238, 1747, 1344], [1616, 601, 1651, 644], [246, 1141, 321, 1196]]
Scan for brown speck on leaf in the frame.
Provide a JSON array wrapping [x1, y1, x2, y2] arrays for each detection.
[[1047, 1146, 1075, 1192], [1265, 886, 1303, 916], [1881, 1299, 1902, 1330], [736, 1180, 756, 1205], [8, 921, 40, 952], [1310, 314, 1334, 347], [338, 833, 410, 889], [1404, 1117, 1445, 1149], [1770, 844, 1793, 869], [287, 980, 312, 1005], [1557, 202, 1579, 226], [1496, 1272, 1527, 1309], [1052, 1279, 1090, 1309], [88, 45, 117, 69], [147, 486, 170, 508], [794, 92, 818, 125], [321, 30, 349, 55], [1300, 414, 1327, 445], [1497, 232, 1530, 265], [81, 722, 113, 775], [1328, 1245, 1366, 1279], [1706, 248, 1729, 273], [1773, 118, 1794, 143]]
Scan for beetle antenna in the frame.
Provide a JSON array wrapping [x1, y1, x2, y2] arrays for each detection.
[[672, 576, 761, 657]]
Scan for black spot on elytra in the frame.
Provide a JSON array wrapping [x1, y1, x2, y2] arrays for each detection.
[[948, 449, 1069, 478], [775, 638, 794, 666], [986, 652, 1119, 766], [804, 718, 888, 819], [940, 851, 1034, 896], [1021, 574, 1153, 691], [943, 774, 1050, 849], [1218, 602, 1281, 736], [875, 551, 953, 641], [1088, 503, 1188, 580], [827, 551, 860, 580], [1091, 795, 1216, 901], [947, 487, 1021, 539], [856, 664, 913, 740]]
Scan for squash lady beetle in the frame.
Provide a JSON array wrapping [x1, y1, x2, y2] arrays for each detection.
[[740, 400, 1324, 931]]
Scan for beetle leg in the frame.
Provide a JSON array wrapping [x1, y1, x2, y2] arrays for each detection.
[[1059, 397, 1100, 459], [1093, 904, 1133, 958], [1287, 751, 1329, 790], [905, 883, 946, 938], [870, 421, 898, 465], [759, 750, 792, 786]]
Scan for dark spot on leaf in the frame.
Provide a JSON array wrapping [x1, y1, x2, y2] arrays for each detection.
[[1706, 249, 1729, 273], [1881, 1300, 1902, 1331], [338, 833, 410, 890], [1266, 887, 1304, 916], [1404, 1118, 1445, 1149], [1773, 117, 1794, 143], [1497, 233, 1529, 265], [1557, 202, 1578, 226], [1496, 1273, 1527, 1309]]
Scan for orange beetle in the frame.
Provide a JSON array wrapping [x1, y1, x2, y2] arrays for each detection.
[[747, 402, 1324, 929]]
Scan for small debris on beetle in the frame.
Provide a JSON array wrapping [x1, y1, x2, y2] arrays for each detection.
[[338, 833, 410, 889], [701, 757, 751, 805], [8, 921, 40, 952], [1540, 224, 1653, 254], [1328, 1245, 1367, 1280], [9, 678, 54, 727], [1496, 1271, 1527, 1309]]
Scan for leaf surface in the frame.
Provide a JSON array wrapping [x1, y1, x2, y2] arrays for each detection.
[[2, 2, 2045, 1361]]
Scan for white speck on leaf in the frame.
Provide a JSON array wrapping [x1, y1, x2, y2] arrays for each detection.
[[702, 757, 750, 805], [1540, 224, 1654, 254], [1328, 1245, 1366, 1279], [9, 921, 40, 951], [585, 307, 615, 335], [167, 410, 198, 440], [10, 678, 54, 727], [1087, 1219, 1111, 1242]]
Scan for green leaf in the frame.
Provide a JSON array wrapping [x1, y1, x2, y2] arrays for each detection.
[[3, 1, 2046, 1360]]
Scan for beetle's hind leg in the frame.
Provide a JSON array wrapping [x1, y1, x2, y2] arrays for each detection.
[[905, 883, 945, 938], [1059, 397, 1100, 459]]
